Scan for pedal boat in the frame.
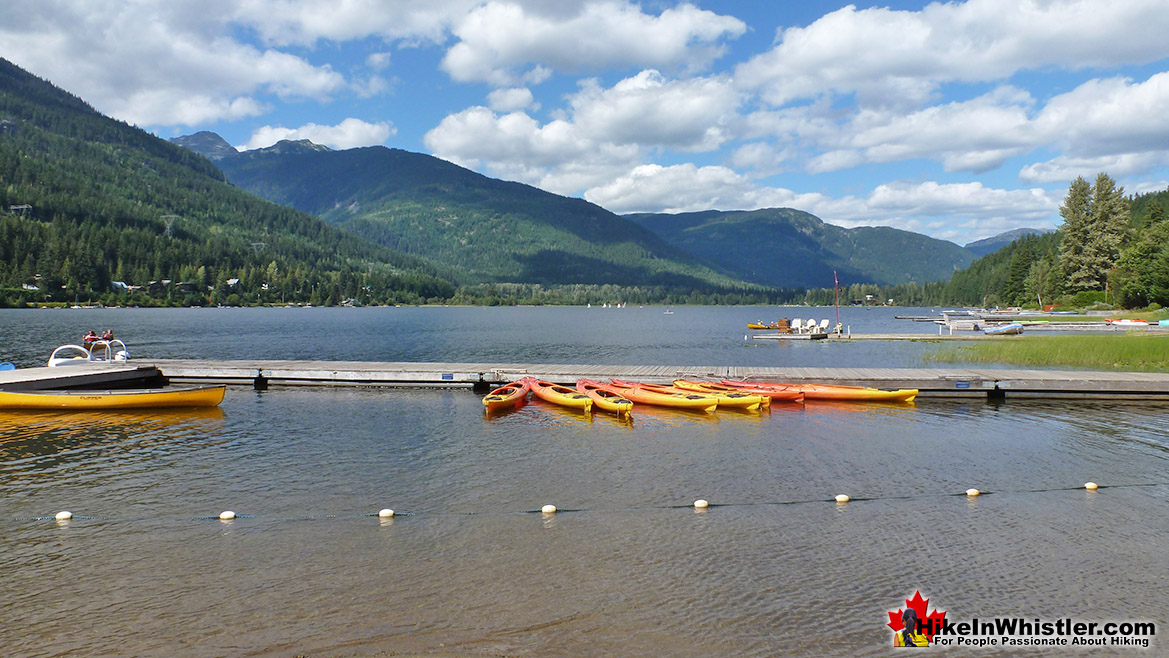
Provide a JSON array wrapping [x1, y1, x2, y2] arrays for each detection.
[[48, 339, 130, 367]]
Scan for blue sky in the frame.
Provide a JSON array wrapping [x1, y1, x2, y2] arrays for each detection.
[[2, 1, 1168, 245]]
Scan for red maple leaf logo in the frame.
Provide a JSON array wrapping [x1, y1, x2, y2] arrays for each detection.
[[887, 590, 947, 641]]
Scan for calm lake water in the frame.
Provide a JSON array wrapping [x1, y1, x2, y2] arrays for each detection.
[[1, 307, 1165, 656]]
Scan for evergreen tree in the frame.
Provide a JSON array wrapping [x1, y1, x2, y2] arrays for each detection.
[[1059, 176, 1093, 290], [1088, 172, 1130, 286]]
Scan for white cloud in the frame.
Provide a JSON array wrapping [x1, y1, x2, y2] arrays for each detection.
[[1020, 153, 1169, 184], [366, 52, 392, 70], [228, 0, 481, 45], [241, 118, 395, 150], [0, 2, 348, 127], [585, 163, 822, 214], [737, 0, 1169, 108], [487, 87, 537, 112], [425, 69, 741, 189], [569, 70, 741, 151], [441, 1, 746, 85], [1035, 72, 1169, 156]]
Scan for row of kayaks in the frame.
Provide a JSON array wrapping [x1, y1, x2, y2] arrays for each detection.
[[483, 376, 917, 415]]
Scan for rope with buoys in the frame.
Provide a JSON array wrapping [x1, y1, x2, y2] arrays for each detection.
[[12, 481, 1149, 524]]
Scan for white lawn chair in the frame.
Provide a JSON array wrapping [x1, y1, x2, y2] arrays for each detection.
[[818, 319, 830, 333], [791, 318, 803, 334]]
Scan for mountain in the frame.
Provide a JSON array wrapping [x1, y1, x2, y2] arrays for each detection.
[[0, 57, 454, 306], [180, 135, 747, 290], [963, 228, 1051, 258], [169, 131, 239, 160], [626, 208, 975, 288]]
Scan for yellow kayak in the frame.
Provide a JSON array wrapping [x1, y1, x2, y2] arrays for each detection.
[[525, 377, 592, 412], [671, 380, 770, 409], [576, 379, 633, 416], [0, 385, 226, 410], [605, 380, 718, 412], [721, 379, 918, 403]]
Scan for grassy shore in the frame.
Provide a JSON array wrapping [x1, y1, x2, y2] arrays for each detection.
[[928, 334, 1169, 371]]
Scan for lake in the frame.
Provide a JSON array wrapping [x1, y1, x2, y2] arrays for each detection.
[[1, 306, 1164, 656]]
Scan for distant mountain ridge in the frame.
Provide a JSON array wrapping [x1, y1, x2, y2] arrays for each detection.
[[963, 228, 1051, 258], [175, 132, 1047, 290], [177, 134, 747, 289], [626, 208, 975, 287]]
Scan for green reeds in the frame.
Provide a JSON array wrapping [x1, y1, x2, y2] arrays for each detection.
[[928, 334, 1169, 371]]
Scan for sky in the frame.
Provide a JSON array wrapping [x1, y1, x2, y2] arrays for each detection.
[[2, 0, 1168, 246]]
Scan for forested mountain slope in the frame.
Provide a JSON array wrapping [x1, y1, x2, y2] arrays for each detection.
[[627, 208, 976, 288], [191, 138, 747, 290], [0, 58, 454, 306]]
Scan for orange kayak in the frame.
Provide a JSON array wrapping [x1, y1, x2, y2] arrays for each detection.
[[482, 379, 530, 412], [525, 377, 592, 412], [576, 379, 634, 416], [603, 380, 718, 412], [721, 379, 917, 403]]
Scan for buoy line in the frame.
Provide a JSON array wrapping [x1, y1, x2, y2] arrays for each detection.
[[11, 481, 1154, 524]]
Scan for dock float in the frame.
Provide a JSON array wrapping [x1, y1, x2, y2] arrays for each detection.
[[0, 364, 164, 392], [144, 359, 1169, 400]]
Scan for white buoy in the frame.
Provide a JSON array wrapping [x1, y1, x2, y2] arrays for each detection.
[[966, 488, 980, 497], [1085, 482, 1099, 491], [694, 499, 709, 509], [54, 510, 73, 520], [541, 504, 557, 514], [219, 510, 236, 520], [835, 494, 850, 503], [378, 508, 395, 518]]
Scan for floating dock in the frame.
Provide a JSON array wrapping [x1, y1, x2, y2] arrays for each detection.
[[0, 364, 164, 391], [5, 360, 1169, 400], [139, 359, 1169, 400]]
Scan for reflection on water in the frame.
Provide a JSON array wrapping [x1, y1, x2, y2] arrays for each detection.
[[3, 388, 1169, 656]]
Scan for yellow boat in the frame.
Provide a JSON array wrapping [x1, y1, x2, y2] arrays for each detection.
[[721, 379, 918, 403], [525, 377, 592, 412], [671, 380, 770, 409], [576, 379, 634, 416], [605, 380, 718, 412], [0, 385, 226, 410]]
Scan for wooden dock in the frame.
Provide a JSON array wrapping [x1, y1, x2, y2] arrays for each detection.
[[6, 359, 1169, 400], [142, 359, 1169, 400]]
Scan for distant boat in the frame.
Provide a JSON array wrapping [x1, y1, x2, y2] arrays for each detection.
[[983, 322, 1024, 335], [1106, 319, 1149, 328], [663, 307, 674, 315]]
